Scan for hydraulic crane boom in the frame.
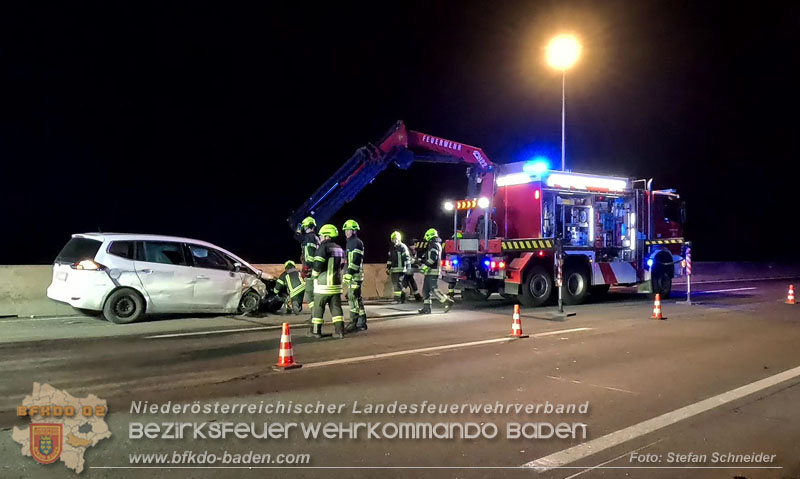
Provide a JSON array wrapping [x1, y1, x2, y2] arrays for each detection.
[[287, 121, 497, 235]]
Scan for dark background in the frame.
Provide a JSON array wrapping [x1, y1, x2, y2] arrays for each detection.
[[1, 1, 798, 264]]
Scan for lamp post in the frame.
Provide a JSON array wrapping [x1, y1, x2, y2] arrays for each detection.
[[546, 34, 581, 171]]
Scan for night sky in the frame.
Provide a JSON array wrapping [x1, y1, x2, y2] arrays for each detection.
[[2, 1, 798, 265]]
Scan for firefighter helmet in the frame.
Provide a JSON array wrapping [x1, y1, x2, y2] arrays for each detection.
[[301, 216, 316, 229], [319, 224, 339, 238], [424, 228, 438, 242], [390, 231, 402, 242], [343, 219, 360, 231], [284, 260, 296, 269]]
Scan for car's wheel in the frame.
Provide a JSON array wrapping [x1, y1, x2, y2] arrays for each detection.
[[519, 265, 553, 307], [650, 269, 673, 299], [461, 288, 491, 302], [238, 290, 261, 314], [562, 265, 590, 305], [103, 288, 145, 324]]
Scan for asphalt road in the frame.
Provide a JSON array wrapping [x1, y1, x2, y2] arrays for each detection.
[[1, 278, 799, 479]]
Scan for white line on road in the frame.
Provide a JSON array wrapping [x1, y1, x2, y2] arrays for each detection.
[[301, 328, 594, 370], [523, 363, 800, 471], [562, 439, 664, 479], [695, 287, 757, 294], [674, 276, 798, 285], [532, 327, 592, 337], [146, 325, 289, 339]]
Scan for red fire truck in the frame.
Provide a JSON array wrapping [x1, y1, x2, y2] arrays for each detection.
[[288, 121, 687, 307], [438, 160, 687, 306]]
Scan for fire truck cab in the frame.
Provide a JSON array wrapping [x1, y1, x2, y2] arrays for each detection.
[[440, 161, 687, 307]]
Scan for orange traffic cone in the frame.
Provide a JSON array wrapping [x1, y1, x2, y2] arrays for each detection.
[[274, 322, 301, 370], [510, 304, 529, 338], [651, 294, 664, 319], [787, 285, 796, 305]]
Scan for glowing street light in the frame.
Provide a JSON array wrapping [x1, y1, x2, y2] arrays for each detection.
[[546, 34, 582, 171]]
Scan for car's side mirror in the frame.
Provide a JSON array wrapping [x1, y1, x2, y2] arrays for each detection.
[[233, 262, 242, 272]]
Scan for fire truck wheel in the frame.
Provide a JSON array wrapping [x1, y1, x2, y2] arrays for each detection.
[[462, 288, 491, 302], [562, 265, 590, 305], [519, 265, 553, 307], [650, 270, 673, 299]]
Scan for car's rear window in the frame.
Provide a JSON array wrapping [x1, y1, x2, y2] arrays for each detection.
[[55, 237, 103, 264]]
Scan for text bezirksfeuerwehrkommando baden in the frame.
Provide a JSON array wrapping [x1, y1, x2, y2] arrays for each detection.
[[130, 400, 589, 416], [128, 401, 590, 441]]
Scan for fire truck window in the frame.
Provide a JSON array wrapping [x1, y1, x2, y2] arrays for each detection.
[[663, 197, 681, 223]]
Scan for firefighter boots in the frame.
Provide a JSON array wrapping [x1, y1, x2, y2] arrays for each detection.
[[414, 293, 423, 302], [418, 304, 432, 315], [443, 298, 454, 313], [333, 322, 345, 339], [306, 323, 322, 338]]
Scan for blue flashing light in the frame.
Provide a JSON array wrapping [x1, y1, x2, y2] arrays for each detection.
[[523, 157, 550, 175], [451, 258, 459, 266], [646, 258, 654, 268], [483, 259, 491, 268]]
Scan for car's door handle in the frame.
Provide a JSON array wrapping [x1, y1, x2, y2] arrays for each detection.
[[196, 275, 209, 280], [140, 269, 153, 274]]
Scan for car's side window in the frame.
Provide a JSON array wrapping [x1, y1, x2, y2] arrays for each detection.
[[142, 241, 188, 266], [189, 245, 233, 271], [107, 241, 135, 260]]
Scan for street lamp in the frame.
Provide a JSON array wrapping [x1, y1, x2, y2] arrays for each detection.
[[443, 201, 457, 243], [546, 34, 581, 171]]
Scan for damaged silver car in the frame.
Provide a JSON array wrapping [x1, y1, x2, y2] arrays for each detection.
[[47, 233, 267, 323]]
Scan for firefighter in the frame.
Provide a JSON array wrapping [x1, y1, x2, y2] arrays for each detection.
[[445, 231, 462, 301], [308, 224, 346, 339], [343, 219, 367, 332], [297, 216, 319, 323], [387, 231, 411, 304], [402, 238, 423, 302], [418, 228, 455, 314], [273, 261, 305, 314]]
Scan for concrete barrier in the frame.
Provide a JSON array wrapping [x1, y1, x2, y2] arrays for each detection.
[[2, 262, 799, 317]]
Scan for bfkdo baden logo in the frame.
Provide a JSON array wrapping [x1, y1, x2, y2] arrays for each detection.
[[12, 383, 111, 474], [30, 424, 63, 464]]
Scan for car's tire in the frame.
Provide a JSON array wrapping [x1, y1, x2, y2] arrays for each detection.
[[650, 269, 673, 299], [590, 285, 611, 297], [562, 265, 590, 305], [519, 265, 553, 307], [238, 290, 261, 314], [461, 288, 491, 302], [102, 288, 145, 324]]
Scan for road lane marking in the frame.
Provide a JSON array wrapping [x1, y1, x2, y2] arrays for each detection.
[[147, 325, 289, 338], [562, 439, 664, 479], [523, 363, 800, 471], [545, 375, 636, 395], [533, 327, 592, 337], [674, 276, 799, 285], [302, 328, 594, 370], [695, 287, 757, 294]]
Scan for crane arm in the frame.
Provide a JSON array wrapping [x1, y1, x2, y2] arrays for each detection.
[[287, 121, 497, 234]]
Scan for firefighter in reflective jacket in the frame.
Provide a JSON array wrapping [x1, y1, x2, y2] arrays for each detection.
[[273, 261, 305, 314], [418, 228, 455, 314], [308, 224, 346, 339], [387, 231, 411, 303], [343, 219, 367, 332], [296, 216, 319, 323]]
